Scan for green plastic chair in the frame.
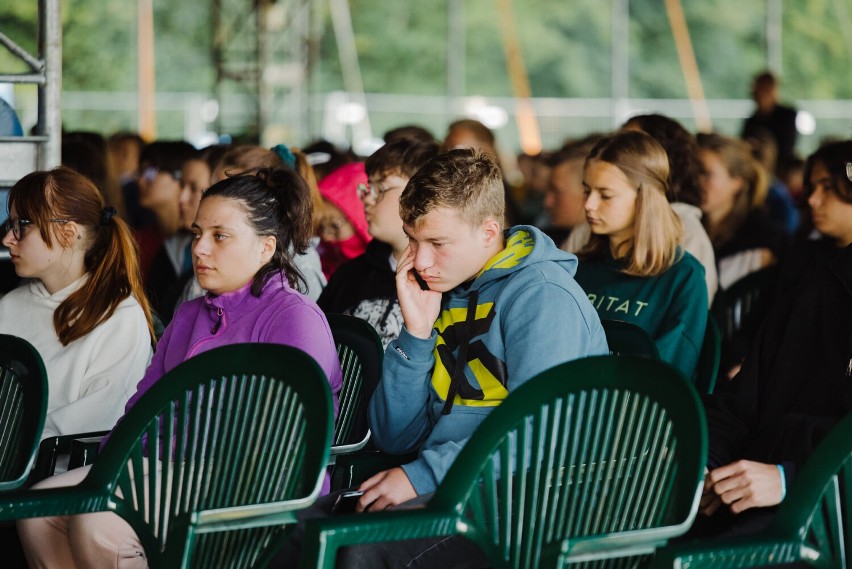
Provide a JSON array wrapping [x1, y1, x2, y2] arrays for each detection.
[[0, 334, 48, 491], [326, 314, 383, 458], [300, 355, 708, 569], [0, 343, 333, 568], [650, 412, 852, 569], [694, 317, 721, 395], [30, 314, 384, 483], [711, 265, 778, 366]]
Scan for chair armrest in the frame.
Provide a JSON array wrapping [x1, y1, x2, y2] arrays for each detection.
[[298, 508, 461, 569], [648, 535, 804, 569], [194, 501, 308, 534], [542, 524, 689, 565], [0, 485, 108, 522], [328, 430, 372, 465], [68, 435, 106, 470], [31, 430, 110, 483]]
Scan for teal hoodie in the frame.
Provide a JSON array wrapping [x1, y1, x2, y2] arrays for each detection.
[[369, 225, 609, 495], [574, 246, 708, 380]]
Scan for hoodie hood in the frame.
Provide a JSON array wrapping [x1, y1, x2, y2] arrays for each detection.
[[317, 162, 371, 243], [446, 225, 578, 300]]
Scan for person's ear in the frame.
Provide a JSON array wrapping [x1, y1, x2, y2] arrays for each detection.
[[58, 221, 81, 248], [479, 217, 502, 247], [260, 235, 277, 264]]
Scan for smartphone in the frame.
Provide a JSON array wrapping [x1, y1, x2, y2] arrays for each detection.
[[412, 270, 430, 291], [332, 490, 365, 514]]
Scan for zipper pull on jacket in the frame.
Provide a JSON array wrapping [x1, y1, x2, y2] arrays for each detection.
[[211, 307, 224, 334]]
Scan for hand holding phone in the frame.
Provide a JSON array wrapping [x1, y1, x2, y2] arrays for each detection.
[[332, 490, 365, 514], [412, 269, 430, 291], [396, 245, 442, 339]]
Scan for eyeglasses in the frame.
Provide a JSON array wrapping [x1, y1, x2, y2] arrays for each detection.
[[2, 217, 70, 241], [141, 166, 182, 183], [356, 182, 401, 202]]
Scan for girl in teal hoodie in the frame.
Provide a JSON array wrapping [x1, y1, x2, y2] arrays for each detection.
[[574, 130, 708, 380]]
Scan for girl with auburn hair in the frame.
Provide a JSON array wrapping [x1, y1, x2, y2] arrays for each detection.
[[18, 167, 343, 567], [697, 132, 787, 289], [0, 166, 155, 440], [575, 130, 708, 379]]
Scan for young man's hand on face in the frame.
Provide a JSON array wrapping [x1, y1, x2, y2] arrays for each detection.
[[396, 245, 442, 339], [700, 460, 784, 516], [355, 467, 417, 512]]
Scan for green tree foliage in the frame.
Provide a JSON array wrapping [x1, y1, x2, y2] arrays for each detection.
[[3, 0, 852, 141], [0, 5, 39, 74], [317, 1, 448, 95], [784, 0, 852, 99]]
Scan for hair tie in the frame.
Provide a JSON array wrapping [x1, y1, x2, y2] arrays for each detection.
[[100, 206, 116, 226], [271, 144, 297, 169]]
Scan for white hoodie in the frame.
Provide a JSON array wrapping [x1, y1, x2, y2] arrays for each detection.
[[0, 277, 153, 440]]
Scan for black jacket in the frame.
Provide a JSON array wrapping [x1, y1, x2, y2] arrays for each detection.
[[705, 241, 852, 478], [317, 240, 402, 347]]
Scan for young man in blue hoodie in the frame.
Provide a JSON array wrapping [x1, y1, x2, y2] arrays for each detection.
[[337, 148, 609, 566], [272, 148, 607, 568]]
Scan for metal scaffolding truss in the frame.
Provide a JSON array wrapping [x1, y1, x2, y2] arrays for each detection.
[[212, 0, 314, 146], [0, 0, 61, 187]]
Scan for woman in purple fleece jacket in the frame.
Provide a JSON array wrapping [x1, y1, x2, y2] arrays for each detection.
[[19, 168, 342, 569]]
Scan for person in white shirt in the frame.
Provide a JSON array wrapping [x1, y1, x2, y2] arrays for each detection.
[[0, 166, 154, 440]]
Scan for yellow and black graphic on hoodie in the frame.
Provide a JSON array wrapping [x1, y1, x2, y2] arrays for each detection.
[[432, 302, 508, 407], [430, 230, 534, 408]]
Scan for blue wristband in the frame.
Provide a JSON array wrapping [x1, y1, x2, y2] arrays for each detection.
[[777, 464, 787, 501]]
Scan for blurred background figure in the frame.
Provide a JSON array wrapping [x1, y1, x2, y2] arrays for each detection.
[[443, 118, 523, 225], [316, 162, 371, 279], [741, 71, 798, 173], [301, 139, 357, 182], [516, 151, 552, 226], [542, 136, 601, 247], [696, 132, 787, 289], [383, 124, 437, 145], [107, 132, 150, 230], [62, 131, 127, 221], [107, 132, 145, 186], [138, 140, 199, 323]]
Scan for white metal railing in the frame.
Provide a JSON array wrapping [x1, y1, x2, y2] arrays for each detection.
[[11, 90, 852, 155]]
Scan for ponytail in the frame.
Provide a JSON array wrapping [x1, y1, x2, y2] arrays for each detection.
[[55, 209, 155, 347]]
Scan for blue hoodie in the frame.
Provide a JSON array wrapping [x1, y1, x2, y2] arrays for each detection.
[[369, 225, 609, 494]]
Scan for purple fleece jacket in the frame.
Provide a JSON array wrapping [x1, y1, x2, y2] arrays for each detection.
[[122, 275, 342, 494]]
